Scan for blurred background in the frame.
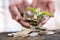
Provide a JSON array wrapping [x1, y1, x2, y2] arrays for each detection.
[[0, 0, 60, 32]]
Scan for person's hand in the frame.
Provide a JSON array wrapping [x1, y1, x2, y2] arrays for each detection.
[[32, 0, 55, 15], [38, 16, 50, 26], [39, 0, 55, 26], [9, 0, 30, 28], [32, 0, 55, 27]]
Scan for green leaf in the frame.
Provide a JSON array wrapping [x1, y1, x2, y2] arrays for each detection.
[[27, 7, 36, 13], [39, 11, 52, 17], [35, 26, 40, 30], [37, 11, 52, 22]]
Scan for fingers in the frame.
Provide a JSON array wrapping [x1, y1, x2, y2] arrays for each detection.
[[39, 16, 50, 26], [15, 15, 21, 21], [18, 19, 30, 28], [39, 20, 46, 26], [42, 16, 50, 24], [9, 4, 22, 21]]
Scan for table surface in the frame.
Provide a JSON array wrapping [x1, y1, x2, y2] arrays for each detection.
[[0, 30, 60, 40]]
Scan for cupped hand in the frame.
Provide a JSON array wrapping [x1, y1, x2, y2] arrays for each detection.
[[9, 0, 30, 28]]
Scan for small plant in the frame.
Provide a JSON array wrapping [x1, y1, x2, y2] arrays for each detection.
[[19, 7, 52, 30]]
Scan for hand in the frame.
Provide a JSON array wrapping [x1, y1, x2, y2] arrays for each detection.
[[38, 16, 50, 26], [9, 0, 30, 28], [32, 0, 55, 16], [39, 0, 55, 26]]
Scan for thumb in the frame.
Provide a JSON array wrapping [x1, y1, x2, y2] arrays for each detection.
[[15, 15, 22, 21]]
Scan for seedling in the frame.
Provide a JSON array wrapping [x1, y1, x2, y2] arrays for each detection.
[[19, 7, 52, 30]]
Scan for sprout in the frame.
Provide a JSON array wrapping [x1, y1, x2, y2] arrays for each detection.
[[19, 7, 52, 30], [27, 7, 52, 30]]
